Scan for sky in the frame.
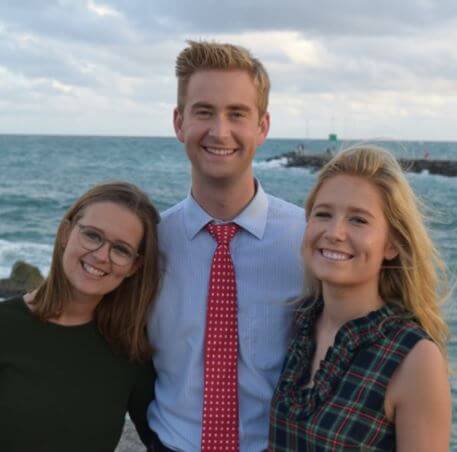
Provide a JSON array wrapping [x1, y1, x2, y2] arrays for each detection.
[[1, 1, 457, 140]]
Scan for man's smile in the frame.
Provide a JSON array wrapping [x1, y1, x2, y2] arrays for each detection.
[[203, 146, 237, 156]]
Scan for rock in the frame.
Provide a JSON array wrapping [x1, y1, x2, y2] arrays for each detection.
[[0, 261, 44, 298]]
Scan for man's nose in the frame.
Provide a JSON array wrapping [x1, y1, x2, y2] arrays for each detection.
[[208, 115, 230, 139]]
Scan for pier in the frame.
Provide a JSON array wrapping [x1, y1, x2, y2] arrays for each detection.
[[267, 151, 457, 177]]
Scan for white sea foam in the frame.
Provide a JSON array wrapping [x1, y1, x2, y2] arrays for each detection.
[[0, 239, 51, 278], [253, 158, 287, 169], [408, 169, 457, 184], [253, 159, 317, 180]]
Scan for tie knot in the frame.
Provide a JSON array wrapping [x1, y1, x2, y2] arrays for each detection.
[[206, 223, 239, 245]]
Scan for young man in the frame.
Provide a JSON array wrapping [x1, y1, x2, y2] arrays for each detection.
[[147, 41, 305, 452]]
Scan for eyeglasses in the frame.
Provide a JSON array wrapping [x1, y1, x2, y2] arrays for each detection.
[[76, 224, 139, 266]]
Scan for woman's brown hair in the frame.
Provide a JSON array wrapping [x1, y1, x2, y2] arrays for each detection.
[[32, 181, 160, 362]]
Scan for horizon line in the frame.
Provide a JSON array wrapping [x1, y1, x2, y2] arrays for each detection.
[[0, 132, 456, 144]]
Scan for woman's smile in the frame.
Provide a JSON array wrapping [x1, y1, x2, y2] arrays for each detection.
[[319, 248, 354, 261]]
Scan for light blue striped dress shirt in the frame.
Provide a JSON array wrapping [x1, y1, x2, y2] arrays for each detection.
[[147, 182, 305, 452]]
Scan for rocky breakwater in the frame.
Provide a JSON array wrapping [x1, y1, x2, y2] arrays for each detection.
[[268, 152, 457, 177], [0, 261, 44, 298]]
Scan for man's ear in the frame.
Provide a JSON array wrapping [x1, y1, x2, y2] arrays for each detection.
[[256, 111, 270, 147], [173, 108, 185, 143]]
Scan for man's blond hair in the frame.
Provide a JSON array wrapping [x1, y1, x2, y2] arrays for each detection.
[[175, 40, 270, 117]]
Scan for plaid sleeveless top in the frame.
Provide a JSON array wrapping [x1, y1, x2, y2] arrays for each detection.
[[269, 299, 427, 451]]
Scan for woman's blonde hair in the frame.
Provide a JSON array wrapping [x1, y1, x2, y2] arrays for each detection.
[[32, 181, 160, 362], [304, 145, 449, 355]]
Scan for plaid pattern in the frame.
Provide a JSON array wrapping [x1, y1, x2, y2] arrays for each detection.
[[269, 299, 427, 451]]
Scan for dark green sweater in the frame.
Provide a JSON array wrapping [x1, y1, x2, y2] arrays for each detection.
[[0, 296, 154, 452]]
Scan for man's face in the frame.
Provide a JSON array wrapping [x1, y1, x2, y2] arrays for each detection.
[[174, 69, 269, 187]]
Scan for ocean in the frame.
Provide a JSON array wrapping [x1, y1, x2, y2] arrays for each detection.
[[1, 134, 456, 447]]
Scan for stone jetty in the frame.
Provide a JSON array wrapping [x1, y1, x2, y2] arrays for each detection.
[[267, 151, 457, 177], [0, 261, 44, 298]]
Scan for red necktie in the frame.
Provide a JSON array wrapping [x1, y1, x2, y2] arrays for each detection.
[[201, 223, 240, 452]]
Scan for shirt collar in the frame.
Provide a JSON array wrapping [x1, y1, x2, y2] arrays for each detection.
[[183, 181, 269, 240]]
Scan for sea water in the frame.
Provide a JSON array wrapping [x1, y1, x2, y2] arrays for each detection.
[[1, 134, 456, 447]]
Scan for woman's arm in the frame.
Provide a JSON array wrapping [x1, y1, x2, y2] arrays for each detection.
[[127, 360, 156, 447], [386, 339, 451, 452]]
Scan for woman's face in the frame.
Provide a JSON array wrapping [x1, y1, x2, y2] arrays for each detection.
[[304, 175, 397, 293], [62, 201, 143, 306]]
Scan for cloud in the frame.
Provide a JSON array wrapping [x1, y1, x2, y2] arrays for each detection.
[[114, 0, 457, 37], [0, 0, 456, 140], [0, 1, 136, 45]]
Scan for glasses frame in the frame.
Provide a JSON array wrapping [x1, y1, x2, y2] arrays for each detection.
[[75, 223, 140, 266]]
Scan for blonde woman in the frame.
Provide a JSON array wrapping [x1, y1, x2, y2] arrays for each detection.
[[269, 146, 451, 451], [0, 182, 160, 452]]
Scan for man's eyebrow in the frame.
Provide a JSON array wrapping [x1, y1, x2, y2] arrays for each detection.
[[190, 102, 214, 111], [189, 102, 253, 112], [227, 104, 252, 112]]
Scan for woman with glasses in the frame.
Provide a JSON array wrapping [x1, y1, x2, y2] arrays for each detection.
[[0, 181, 160, 452]]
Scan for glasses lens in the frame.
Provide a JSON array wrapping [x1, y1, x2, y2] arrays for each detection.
[[77, 224, 137, 266], [79, 226, 103, 250], [110, 243, 136, 266]]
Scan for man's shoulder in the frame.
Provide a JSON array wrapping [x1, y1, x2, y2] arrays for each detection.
[[159, 199, 186, 225], [157, 199, 189, 250], [265, 193, 305, 220]]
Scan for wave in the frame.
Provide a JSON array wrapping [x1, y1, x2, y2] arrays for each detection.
[[253, 157, 288, 169], [254, 159, 315, 177], [0, 239, 51, 278], [408, 169, 457, 184]]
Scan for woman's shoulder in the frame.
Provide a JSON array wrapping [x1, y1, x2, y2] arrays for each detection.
[[0, 295, 28, 317], [0, 296, 30, 343], [380, 308, 429, 348], [382, 309, 447, 402], [389, 337, 444, 379], [385, 337, 449, 423], [400, 337, 444, 370]]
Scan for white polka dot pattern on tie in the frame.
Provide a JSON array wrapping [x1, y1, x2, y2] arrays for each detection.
[[201, 223, 240, 452]]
